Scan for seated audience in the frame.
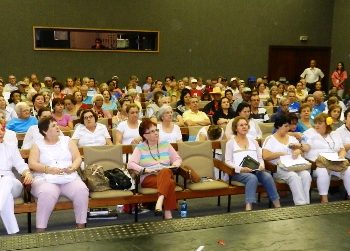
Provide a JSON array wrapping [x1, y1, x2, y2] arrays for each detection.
[[262, 115, 311, 205], [175, 89, 191, 115], [296, 104, 313, 133], [30, 93, 45, 118], [226, 102, 262, 140], [71, 109, 112, 147], [212, 97, 235, 126], [6, 102, 38, 133], [52, 98, 73, 132], [28, 117, 88, 232], [0, 95, 17, 121], [128, 119, 182, 219], [250, 93, 269, 123], [91, 94, 112, 119], [202, 87, 222, 116], [22, 107, 61, 149], [266, 85, 279, 107], [157, 105, 182, 143], [102, 90, 117, 111], [328, 104, 343, 130], [0, 125, 33, 234], [183, 96, 211, 126], [335, 108, 350, 159], [7, 90, 21, 110], [225, 116, 280, 211], [112, 97, 131, 128], [270, 97, 290, 123], [146, 91, 164, 118], [302, 113, 350, 203], [63, 95, 79, 120], [115, 104, 142, 145]]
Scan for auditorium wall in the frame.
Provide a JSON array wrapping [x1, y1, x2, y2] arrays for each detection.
[[0, 0, 335, 84]]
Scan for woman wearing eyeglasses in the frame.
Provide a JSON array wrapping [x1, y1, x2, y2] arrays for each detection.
[[71, 109, 112, 147], [128, 119, 182, 219]]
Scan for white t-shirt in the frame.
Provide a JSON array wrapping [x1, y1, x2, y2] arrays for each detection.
[[302, 128, 344, 161], [71, 123, 110, 147], [116, 120, 141, 144], [335, 125, 350, 158], [262, 134, 299, 165], [4, 129, 18, 147], [157, 123, 182, 143]]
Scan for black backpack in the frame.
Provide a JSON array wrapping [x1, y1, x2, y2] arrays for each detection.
[[104, 168, 132, 190]]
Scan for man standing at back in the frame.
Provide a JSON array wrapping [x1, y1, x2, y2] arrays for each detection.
[[300, 59, 324, 94]]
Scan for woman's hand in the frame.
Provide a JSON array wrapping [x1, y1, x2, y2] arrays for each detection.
[[241, 167, 253, 173], [291, 149, 302, 159], [143, 168, 158, 174], [258, 165, 265, 171], [47, 166, 65, 175], [23, 172, 33, 185], [62, 167, 76, 174]]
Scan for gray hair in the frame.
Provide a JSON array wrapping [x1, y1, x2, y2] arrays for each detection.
[[157, 105, 173, 121], [92, 94, 104, 104], [15, 102, 29, 115]]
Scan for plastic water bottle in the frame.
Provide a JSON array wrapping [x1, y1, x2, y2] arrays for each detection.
[[180, 201, 187, 218]]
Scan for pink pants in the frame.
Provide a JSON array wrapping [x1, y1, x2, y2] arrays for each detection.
[[31, 178, 89, 229]]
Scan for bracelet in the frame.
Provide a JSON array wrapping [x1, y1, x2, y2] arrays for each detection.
[[44, 165, 48, 174], [69, 166, 76, 172]]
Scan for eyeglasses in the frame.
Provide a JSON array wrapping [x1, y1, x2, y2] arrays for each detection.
[[144, 129, 159, 134], [84, 115, 94, 120]]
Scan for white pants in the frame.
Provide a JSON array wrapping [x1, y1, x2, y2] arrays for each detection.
[[0, 176, 23, 234], [275, 168, 311, 205], [313, 167, 350, 196]]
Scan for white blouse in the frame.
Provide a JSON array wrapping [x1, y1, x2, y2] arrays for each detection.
[[302, 128, 344, 161]]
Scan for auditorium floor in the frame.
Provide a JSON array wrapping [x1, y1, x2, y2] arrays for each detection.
[[1, 189, 349, 250]]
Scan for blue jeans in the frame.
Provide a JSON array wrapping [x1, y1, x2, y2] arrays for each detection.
[[231, 171, 279, 203]]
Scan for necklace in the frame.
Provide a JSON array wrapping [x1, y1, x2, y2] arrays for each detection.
[[147, 141, 160, 161], [322, 134, 335, 151]]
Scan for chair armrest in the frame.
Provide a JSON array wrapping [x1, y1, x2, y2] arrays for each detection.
[[264, 160, 277, 173], [128, 169, 140, 193], [213, 159, 235, 176]]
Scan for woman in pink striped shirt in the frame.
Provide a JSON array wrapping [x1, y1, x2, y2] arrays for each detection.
[[128, 119, 182, 219]]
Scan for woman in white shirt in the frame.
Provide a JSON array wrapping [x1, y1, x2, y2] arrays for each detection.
[[157, 105, 182, 143], [71, 109, 112, 147], [303, 113, 350, 203], [115, 104, 142, 145], [262, 114, 311, 206], [226, 116, 280, 211]]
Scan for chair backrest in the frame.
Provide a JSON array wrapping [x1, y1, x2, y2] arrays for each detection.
[[83, 145, 124, 171], [98, 118, 109, 127], [219, 140, 228, 160], [188, 126, 203, 141], [258, 122, 274, 142], [178, 141, 214, 178]]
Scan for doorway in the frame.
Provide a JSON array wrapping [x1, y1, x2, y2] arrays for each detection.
[[268, 46, 331, 91]]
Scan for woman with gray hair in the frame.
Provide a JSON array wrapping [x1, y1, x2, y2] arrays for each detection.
[[91, 94, 112, 119], [6, 102, 38, 133], [157, 105, 182, 143]]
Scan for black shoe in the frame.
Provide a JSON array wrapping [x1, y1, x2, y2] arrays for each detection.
[[154, 209, 163, 217]]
